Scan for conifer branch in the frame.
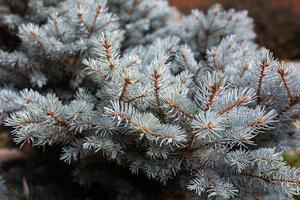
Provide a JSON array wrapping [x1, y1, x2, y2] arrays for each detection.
[[204, 81, 223, 111], [1, 1, 300, 199], [277, 62, 293, 105], [90, 4, 102, 34], [103, 41, 116, 70], [118, 77, 132, 100], [219, 96, 250, 115], [125, 92, 149, 104], [256, 59, 269, 105], [164, 98, 194, 119], [76, 9, 90, 34], [152, 69, 166, 123], [246, 118, 266, 127], [240, 173, 300, 185], [45, 110, 70, 129], [277, 95, 300, 117]]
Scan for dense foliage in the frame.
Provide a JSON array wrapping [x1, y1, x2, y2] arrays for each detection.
[[0, 0, 300, 199]]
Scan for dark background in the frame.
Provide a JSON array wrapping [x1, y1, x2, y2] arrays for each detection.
[[171, 0, 300, 60]]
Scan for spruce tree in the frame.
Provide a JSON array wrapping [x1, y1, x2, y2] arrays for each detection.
[[0, 0, 300, 199]]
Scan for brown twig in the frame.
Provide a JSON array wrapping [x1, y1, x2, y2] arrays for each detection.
[[219, 96, 249, 115], [102, 41, 116, 70], [165, 98, 194, 119], [118, 77, 132, 101], [76, 10, 90, 34], [152, 69, 166, 123], [125, 92, 149, 104], [246, 118, 266, 127], [179, 48, 192, 71], [204, 81, 223, 111], [124, 58, 139, 69], [89, 4, 102, 35], [256, 59, 269, 105], [46, 110, 70, 129], [241, 173, 300, 185], [277, 95, 300, 117], [277, 62, 293, 105], [29, 30, 44, 48]]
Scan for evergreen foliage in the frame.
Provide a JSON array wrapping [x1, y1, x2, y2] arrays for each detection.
[[0, 0, 120, 88], [0, 0, 300, 199]]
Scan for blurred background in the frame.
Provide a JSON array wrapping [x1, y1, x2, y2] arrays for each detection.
[[171, 0, 300, 60]]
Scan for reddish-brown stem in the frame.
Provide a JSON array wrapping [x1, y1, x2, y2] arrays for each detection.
[[241, 173, 300, 185], [219, 96, 249, 115], [204, 82, 223, 111], [29, 31, 44, 48], [152, 69, 166, 123], [179, 48, 191, 70], [165, 98, 194, 119], [108, 111, 131, 121], [76, 11, 90, 34], [211, 50, 218, 69], [102, 41, 116, 70], [256, 59, 269, 105], [277, 95, 300, 117], [90, 4, 102, 35], [246, 118, 266, 127], [46, 111, 70, 129], [118, 77, 132, 101], [124, 59, 139, 69], [277, 62, 293, 105], [125, 92, 149, 104], [16, 110, 69, 130]]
